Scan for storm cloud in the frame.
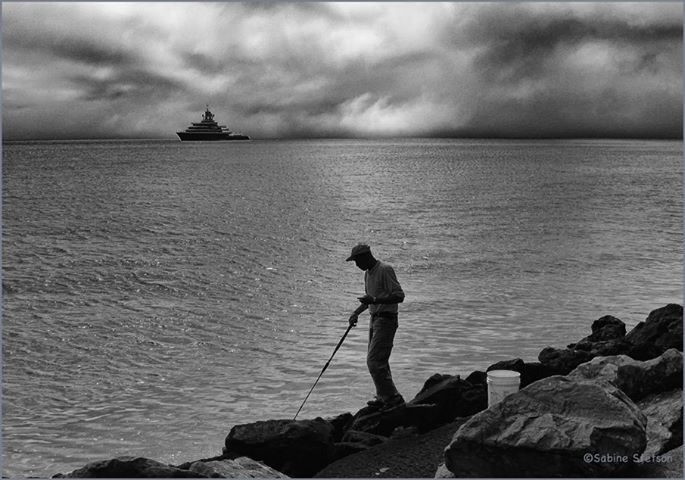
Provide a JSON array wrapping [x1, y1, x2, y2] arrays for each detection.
[[2, 2, 682, 140]]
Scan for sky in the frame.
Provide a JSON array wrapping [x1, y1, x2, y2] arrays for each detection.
[[2, 2, 683, 140]]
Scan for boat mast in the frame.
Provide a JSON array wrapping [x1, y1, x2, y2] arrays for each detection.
[[203, 105, 214, 122]]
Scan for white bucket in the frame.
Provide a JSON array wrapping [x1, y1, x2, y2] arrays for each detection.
[[486, 370, 521, 407]]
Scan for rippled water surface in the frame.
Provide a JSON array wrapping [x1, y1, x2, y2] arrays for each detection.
[[2, 139, 682, 477]]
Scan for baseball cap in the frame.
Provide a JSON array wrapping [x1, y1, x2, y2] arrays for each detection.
[[346, 244, 371, 261]]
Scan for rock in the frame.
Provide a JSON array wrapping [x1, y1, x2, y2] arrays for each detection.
[[224, 418, 335, 477], [188, 457, 289, 478], [443, 376, 647, 477], [325, 412, 353, 442], [331, 442, 369, 459], [53, 457, 205, 478], [349, 404, 443, 437], [538, 346, 594, 374], [627, 342, 664, 362], [581, 315, 626, 342], [637, 389, 683, 459], [625, 304, 683, 358], [519, 362, 557, 388], [486, 358, 524, 373], [571, 338, 633, 358], [464, 370, 486, 385], [340, 429, 387, 448], [568, 348, 683, 402], [409, 374, 487, 422], [316, 419, 467, 479], [434, 463, 455, 478]]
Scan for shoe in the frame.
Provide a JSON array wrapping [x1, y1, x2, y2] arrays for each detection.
[[379, 394, 405, 411], [366, 397, 384, 407]]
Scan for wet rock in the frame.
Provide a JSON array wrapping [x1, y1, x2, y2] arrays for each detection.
[[568, 348, 683, 402], [409, 374, 487, 422], [625, 304, 683, 358], [637, 389, 683, 459], [53, 457, 205, 478], [443, 376, 647, 477], [188, 457, 289, 478], [537, 346, 593, 375], [224, 418, 335, 477]]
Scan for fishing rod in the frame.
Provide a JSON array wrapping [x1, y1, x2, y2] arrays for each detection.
[[293, 322, 355, 420]]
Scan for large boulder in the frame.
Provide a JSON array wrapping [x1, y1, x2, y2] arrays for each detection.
[[443, 376, 647, 477], [188, 457, 289, 478], [409, 374, 487, 422], [568, 348, 683, 402], [53, 457, 205, 478], [637, 389, 683, 459], [224, 418, 336, 477], [625, 304, 683, 359]]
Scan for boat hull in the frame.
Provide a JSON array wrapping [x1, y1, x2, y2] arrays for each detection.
[[176, 132, 249, 141]]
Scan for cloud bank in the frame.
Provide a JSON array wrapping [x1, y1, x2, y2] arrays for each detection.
[[2, 2, 682, 140]]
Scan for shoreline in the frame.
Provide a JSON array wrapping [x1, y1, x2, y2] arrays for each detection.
[[52, 303, 683, 478]]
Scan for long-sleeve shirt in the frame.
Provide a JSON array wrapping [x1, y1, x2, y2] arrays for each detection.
[[364, 260, 405, 315]]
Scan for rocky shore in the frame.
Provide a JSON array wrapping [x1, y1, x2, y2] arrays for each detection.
[[54, 304, 683, 478]]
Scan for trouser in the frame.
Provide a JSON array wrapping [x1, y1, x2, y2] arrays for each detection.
[[367, 313, 400, 401]]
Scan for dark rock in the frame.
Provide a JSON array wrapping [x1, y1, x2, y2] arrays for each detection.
[[627, 342, 664, 361], [325, 412, 353, 442], [583, 315, 626, 342], [408, 375, 487, 423], [224, 418, 335, 477], [417, 373, 455, 393], [486, 358, 524, 373], [316, 419, 468, 479], [519, 362, 557, 388], [340, 429, 387, 448], [538, 346, 594, 375], [568, 348, 683, 402], [570, 338, 633, 358], [625, 304, 683, 358], [331, 442, 369, 459], [187, 457, 289, 478], [349, 404, 443, 437], [637, 389, 683, 458], [444, 376, 647, 477], [464, 370, 486, 385], [53, 457, 205, 478]]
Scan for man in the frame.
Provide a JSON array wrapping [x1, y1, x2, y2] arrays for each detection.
[[346, 244, 405, 410]]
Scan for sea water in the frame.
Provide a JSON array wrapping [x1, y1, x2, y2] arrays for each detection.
[[2, 138, 682, 477]]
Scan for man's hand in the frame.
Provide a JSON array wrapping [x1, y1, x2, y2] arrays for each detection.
[[357, 294, 376, 305], [348, 313, 358, 327]]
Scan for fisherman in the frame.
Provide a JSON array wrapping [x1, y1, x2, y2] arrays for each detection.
[[346, 244, 406, 410]]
